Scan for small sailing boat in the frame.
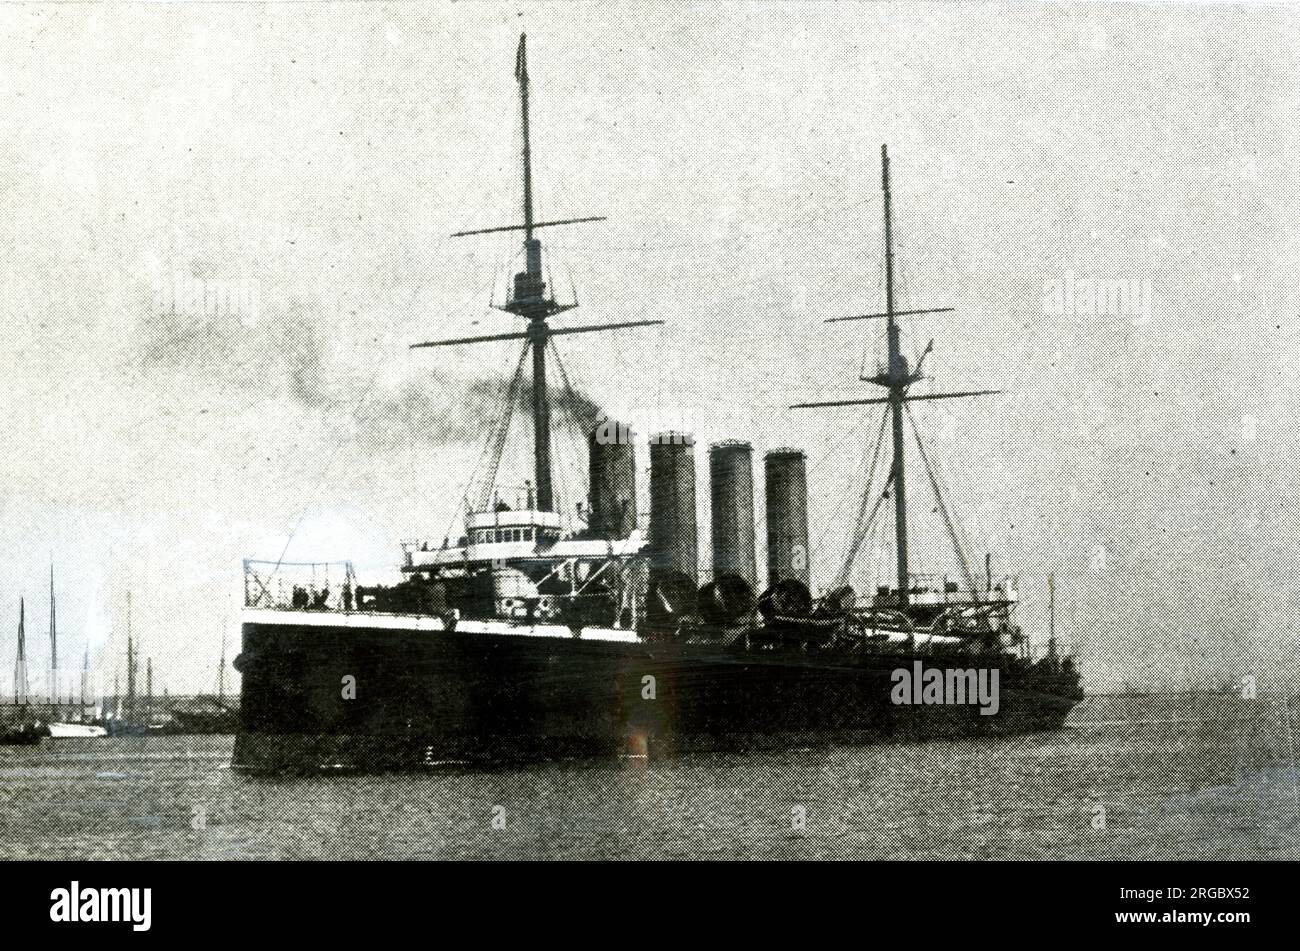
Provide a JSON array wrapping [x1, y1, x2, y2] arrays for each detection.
[[170, 628, 238, 734], [44, 563, 107, 739], [47, 722, 107, 738], [2, 598, 43, 745], [107, 592, 152, 736]]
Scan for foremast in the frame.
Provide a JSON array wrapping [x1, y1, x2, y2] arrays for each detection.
[[881, 146, 910, 605], [413, 34, 662, 516]]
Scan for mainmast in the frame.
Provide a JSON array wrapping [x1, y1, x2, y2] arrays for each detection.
[[413, 34, 662, 515], [793, 146, 999, 609]]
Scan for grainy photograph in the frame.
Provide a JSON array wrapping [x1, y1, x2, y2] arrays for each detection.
[[0, 0, 1296, 901]]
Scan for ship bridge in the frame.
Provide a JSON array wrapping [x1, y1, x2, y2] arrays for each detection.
[[400, 499, 648, 627], [403, 507, 647, 570]]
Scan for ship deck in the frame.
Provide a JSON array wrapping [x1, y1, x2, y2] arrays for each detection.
[[241, 607, 641, 643]]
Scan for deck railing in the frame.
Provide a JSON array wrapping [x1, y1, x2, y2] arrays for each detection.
[[243, 559, 357, 611]]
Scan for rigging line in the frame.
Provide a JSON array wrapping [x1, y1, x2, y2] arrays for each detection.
[[549, 336, 596, 432], [472, 341, 532, 514], [808, 411, 877, 563], [770, 190, 880, 238], [454, 373, 504, 519], [849, 407, 892, 559], [546, 338, 581, 525], [865, 490, 889, 591], [839, 472, 893, 595], [891, 222, 930, 370], [557, 349, 596, 447], [828, 406, 891, 590], [931, 432, 980, 583], [429, 282, 531, 544], [859, 235, 888, 379], [907, 402, 976, 592], [548, 337, 598, 504], [805, 407, 872, 482], [910, 391, 981, 575], [835, 436, 894, 592], [552, 356, 583, 530], [547, 398, 568, 528], [435, 253, 522, 339], [492, 244, 527, 311], [558, 392, 590, 530], [417, 88, 519, 317], [435, 349, 526, 540], [554, 339, 614, 532]]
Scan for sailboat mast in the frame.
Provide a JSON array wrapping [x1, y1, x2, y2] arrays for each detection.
[[126, 591, 135, 724], [49, 559, 57, 707], [218, 624, 226, 705], [15, 598, 27, 707], [1048, 572, 1058, 661], [882, 145, 911, 607]]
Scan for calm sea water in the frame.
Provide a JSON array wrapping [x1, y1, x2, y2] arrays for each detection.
[[2, 695, 1298, 860]]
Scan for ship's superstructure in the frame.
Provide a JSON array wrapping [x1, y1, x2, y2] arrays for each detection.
[[232, 35, 1082, 772], [398, 33, 658, 631]]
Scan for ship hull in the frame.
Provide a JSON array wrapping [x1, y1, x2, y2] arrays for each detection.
[[232, 612, 1082, 773]]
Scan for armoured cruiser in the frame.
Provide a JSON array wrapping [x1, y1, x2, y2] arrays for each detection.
[[232, 35, 1083, 772]]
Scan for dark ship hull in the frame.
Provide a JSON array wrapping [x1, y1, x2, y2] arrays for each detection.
[[0, 722, 44, 745], [232, 616, 1082, 773]]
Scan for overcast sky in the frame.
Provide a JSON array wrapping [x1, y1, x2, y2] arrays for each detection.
[[2, 2, 1298, 693]]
